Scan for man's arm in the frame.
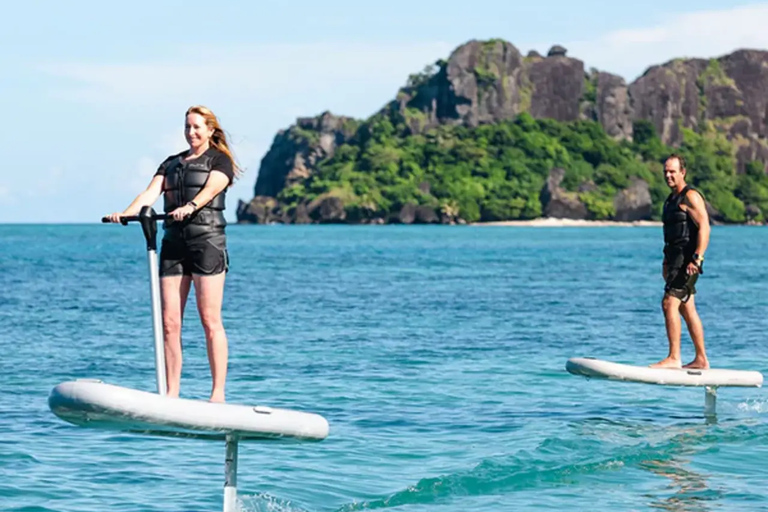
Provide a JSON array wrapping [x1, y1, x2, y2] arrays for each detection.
[[685, 190, 711, 266]]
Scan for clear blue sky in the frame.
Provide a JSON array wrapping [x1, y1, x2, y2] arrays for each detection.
[[3, 0, 767, 223]]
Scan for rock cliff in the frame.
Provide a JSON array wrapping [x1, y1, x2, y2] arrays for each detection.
[[237, 39, 768, 224]]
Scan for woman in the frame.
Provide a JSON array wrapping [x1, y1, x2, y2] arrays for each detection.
[[105, 105, 240, 402]]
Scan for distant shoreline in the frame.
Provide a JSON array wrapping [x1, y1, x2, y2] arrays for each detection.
[[471, 217, 663, 227]]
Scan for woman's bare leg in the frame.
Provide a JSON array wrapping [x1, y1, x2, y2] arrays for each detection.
[[161, 274, 192, 397], [193, 271, 228, 402]]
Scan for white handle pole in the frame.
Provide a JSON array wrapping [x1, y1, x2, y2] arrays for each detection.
[[147, 249, 167, 396]]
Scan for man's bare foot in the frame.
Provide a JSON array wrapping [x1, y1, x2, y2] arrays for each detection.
[[683, 358, 710, 370], [649, 357, 682, 369], [209, 390, 225, 403]]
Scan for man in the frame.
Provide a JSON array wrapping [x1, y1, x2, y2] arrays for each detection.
[[650, 154, 711, 369]]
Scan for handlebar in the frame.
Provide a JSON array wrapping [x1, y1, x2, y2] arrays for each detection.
[[101, 206, 168, 250], [102, 213, 169, 225]]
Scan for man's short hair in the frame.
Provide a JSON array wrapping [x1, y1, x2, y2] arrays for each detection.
[[666, 153, 687, 171]]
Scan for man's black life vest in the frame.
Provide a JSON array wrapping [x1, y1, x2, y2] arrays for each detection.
[[161, 150, 227, 238], [662, 185, 698, 262]]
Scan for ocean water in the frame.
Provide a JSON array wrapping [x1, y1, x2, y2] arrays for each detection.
[[1, 223, 767, 512]]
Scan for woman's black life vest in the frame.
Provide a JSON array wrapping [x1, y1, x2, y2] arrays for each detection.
[[161, 151, 227, 238]]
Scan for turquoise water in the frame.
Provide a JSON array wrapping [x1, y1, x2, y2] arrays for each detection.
[[1, 224, 767, 512]]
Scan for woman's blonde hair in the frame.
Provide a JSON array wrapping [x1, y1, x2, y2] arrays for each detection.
[[186, 105, 242, 180]]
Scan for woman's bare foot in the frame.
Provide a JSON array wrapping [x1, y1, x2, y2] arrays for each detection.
[[649, 357, 682, 369], [683, 358, 710, 369], [209, 390, 225, 403]]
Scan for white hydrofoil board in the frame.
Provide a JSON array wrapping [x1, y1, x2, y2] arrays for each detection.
[[49, 380, 329, 441], [566, 357, 763, 387]]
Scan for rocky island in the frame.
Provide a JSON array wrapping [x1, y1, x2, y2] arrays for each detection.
[[237, 39, 768, 225]]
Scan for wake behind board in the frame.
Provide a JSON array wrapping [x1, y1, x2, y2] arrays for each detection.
[[566, 357, 763, 388], [49, 380, 329, 441]]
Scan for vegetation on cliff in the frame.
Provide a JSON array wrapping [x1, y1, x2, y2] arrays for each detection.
[[272, 111, 768, 224]]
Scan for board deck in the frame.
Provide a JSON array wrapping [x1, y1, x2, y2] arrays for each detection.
[[49, 380, 329, 441], [566, 357, 764, 387]]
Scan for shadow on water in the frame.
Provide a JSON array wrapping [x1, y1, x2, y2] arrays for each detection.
[[628, 419, 720, 512], [575, 412, 767, 512], [642, 456, 720, 512]]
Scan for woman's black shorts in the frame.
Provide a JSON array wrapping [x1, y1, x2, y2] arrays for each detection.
[[159, 233, 229, 277]]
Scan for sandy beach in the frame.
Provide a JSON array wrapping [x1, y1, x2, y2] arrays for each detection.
[[472, 217, 663, 227]]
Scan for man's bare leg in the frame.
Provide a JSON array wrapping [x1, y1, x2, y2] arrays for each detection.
[[680, 295, 709, 369], [650, 293, 683, 368]]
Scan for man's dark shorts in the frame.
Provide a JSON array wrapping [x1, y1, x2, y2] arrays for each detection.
[[160, 233, 229, 277], [665, 265, 698, 303]]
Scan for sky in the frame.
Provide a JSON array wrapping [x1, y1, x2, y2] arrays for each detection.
[[3, 0, 768, 223]]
